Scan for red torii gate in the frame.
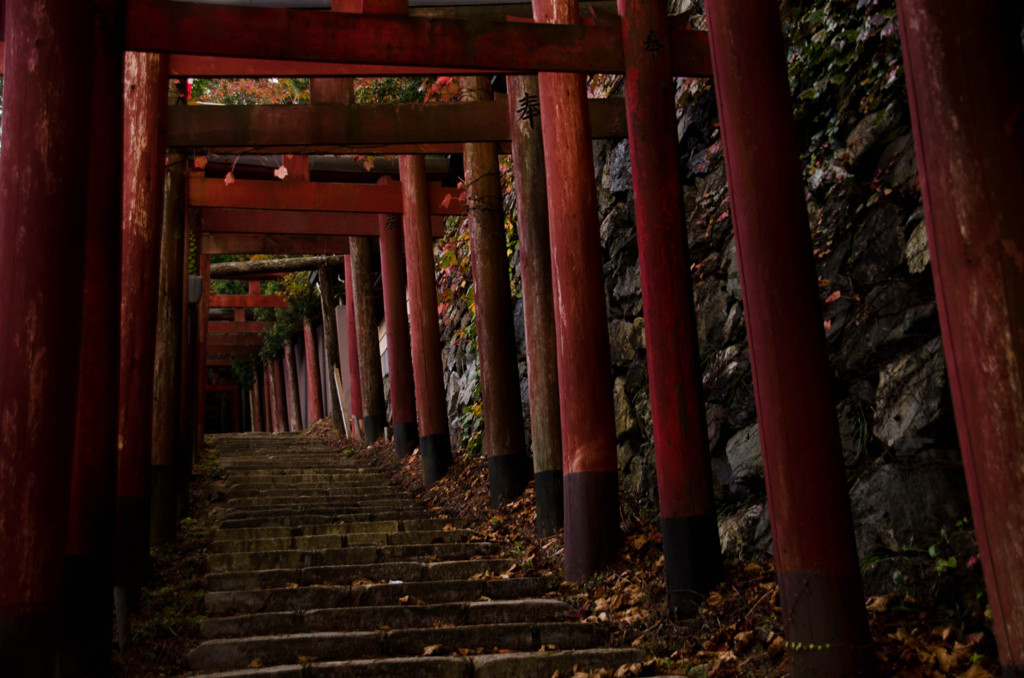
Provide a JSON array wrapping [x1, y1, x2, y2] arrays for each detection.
[[0, 1, 1021, 677]]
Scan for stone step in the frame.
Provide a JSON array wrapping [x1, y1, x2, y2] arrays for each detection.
[[225, 486, 405, 500], [211, 529, 476, 554], [190, 647, 644, 678], [217, 509, 437, 530], [205, 558, 518, 592], [205, 577, 550, 616], [188, 622, 610, 672], [221, 496, 415, 512], [201, 598, 573, 639], [213, 518, 466, 544], [218, 499, 422, 518], [208, 542, 497, 574]]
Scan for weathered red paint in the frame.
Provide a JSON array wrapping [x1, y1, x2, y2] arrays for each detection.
[[379, 210, 419, 455], [283, 342, 303, 431], [534, 0, 620, 582], [704, 1, 871, 673], [399, 155, 452, 482], [350, 236, 387, 441], [344, 256, 364, 426], [200, 209, 445, 238], [617, 0, 722, 616], [461, 76, 529, 507], [0, 0, 101, 668], [506, 74, 563, 536], [116, 51, 170, 594], [209, 293, 289, 309], [125, 0, 712, 76], [208, 335, 264, 350], [897, 1, 1024, 670], [208, 321, 273, 334], [304, 321, 325, 424], [188, 176, 464, 215], [166, 99, 628, 150], [273, 358, 288, 433], [201, 232, 352, 256]]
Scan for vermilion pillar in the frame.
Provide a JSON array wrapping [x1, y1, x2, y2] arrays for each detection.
[[115, 52, 169, 607], [379, 209, 419, 456], [897, 2, 1024, 672], [461, 75, 530, 507], [61, 3, 125, 673], [351, 236, 387, 441], [262, 363, 274, 432], [345, 256, 365, 435], [0, 0, 101, 670], [534, 0, 621, 580], [618, 0, 722, 616], [506, 74, 564, 536], [399, 155, 453, 485], [304, 320, 325, 423], [705, 2, 871, 674], [197, 255, 211, 446], [273, 358, 288, 432], [151, 151, 187, 548], [252, 365, 265, 432], [283, 341, 303, 431]]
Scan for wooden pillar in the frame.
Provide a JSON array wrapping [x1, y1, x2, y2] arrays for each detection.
[[350, 236, 387, 442], [60, 2, 126, 673], [252, 364, 265, 432], [283, 341, 303, 431], [304, 320, 325, 423], [151, 151, 187, 548], [617, 0, 722, 616], [506, 75, 563, 536], [897, 2, 1024, 672], [399, 155, 453, 485], [273, 358, 288, 433], [197, 255, 211, 449], [115, 52, 169, 607], [345, 256, 365, 435], [704, 2, 871, 674], [262, 363, 274, 433], [460, 76, 530, 507], [379, 209, 419, 456], [319, 266, 346, 434], [534, 0, 621, 581]]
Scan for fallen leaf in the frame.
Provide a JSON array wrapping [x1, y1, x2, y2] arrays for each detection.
[[422, 644, 442, 656], [224, 171, 235, 186], [273, 165, 289, 180], [247, 658, 263, 668], [194, 156, 208, 170]]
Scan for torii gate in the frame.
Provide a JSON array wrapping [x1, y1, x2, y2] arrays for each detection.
[[0, 1, 1021, 677]]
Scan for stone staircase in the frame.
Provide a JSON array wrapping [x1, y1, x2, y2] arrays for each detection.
[[189, 433, 642, 677]]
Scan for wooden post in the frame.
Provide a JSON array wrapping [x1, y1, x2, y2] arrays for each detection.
[[399, 155, 453, 485], [350, 236, 387, 442], [617, 0, 722, 616], [304, 321, 325, 423], [897, 2, 1024, 671], [0, 0, 108, 670], [273, 358, 289, 432], [319, 266, 346, 434], [252, 366, 265, 432], [379, 210, 419, 456], [115, 52, 169, 613], [283, 341, 303, 431], [460, 75, 530, 507], [506, 74, 563, 536], [151, 150, 187, 548], [534, 0, 621, 581], [704, 2, 871, 674], [345, 256, 365, 435], [197, 254, 211, 447], [262, 363, 274, 432]]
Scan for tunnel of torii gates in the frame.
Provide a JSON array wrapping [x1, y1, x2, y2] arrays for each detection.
[[0, 0, 1020, 675]]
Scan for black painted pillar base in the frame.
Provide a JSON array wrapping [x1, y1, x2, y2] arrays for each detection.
[[59, 553, 112, 677], [534, 469, 564, 537], [487, 452, 530, 508], [563, 470, 621, 582], [421, 432, 453, 487], [362, 414, 385, 444], [115, 495, 151, 597], [661, 514, 724, 619], [393, 421, 418, 457], [150, 464, 177, 547], [0, 609, 60, 676]]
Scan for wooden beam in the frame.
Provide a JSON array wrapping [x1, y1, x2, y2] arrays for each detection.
[[167, 99, 627, 150], [208, 334, 264, 349], [201, 209, 445, 238], [207, 321, 272, 334], [209, 293, 289, 309], [189, 176, 464, 215], [169, 54, 495, 77], [125, 0, 712, 76], [201, 233, 352, 256], [207, 359, 234, 367], [209, 254, 346, 278]]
